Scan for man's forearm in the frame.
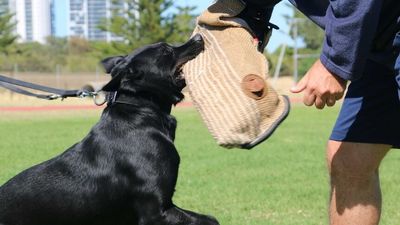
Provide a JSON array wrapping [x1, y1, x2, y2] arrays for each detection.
[[321, 0, 383, 81], [290, 0, 383, 81]]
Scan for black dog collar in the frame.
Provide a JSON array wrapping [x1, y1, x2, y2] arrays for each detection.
[[106, 91, 119, 106], [106, 91, 173, 113]]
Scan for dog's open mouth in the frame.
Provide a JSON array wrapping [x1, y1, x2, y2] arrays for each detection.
[[172, 34, 205, 88], [173, 66, 186, 88], [173, 52, 200, 85]]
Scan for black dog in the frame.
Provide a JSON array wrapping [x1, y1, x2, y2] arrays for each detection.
[[0, 34, 219, 225]]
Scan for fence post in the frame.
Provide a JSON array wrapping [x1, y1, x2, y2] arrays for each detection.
[[293, 18, 299, 83], [56, 64, 61, 88], [13, 63, 18, 77], [95, 65, 100, 81], [273, 43, 287, 86], [10, 64, 19, 98]]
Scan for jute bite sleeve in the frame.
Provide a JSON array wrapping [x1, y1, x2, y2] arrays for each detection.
[[183, 0, 290, 149]]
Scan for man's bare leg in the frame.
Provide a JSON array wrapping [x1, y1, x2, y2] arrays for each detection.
[[326, 141, 391, 225]]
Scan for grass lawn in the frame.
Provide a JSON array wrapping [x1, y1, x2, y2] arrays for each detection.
[[0, 106, 399, 224]]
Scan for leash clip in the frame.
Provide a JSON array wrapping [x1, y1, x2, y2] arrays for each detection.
[[78, 91, 96, 98], [78, 90, 108, 106], [46, 94, 62, 100], [93, 91, 108, 106]]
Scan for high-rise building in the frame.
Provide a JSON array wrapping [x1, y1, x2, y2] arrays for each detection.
[[0, 0, 10, 14], [2, 0, 53, 44], [1, 0, 130, 43], [68, 0, 127, 41]]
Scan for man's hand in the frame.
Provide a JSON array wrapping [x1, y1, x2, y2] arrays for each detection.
[[290, 59, 348, 109]]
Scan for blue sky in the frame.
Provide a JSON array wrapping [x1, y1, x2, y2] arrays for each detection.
[[54, 0, 68, 37], [54, 0, 293, 52]]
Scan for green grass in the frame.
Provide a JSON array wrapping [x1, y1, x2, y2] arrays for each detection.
[[1, 107, 399, 224]]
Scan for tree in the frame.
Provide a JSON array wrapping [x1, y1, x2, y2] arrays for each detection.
[[290, 6, 324, 50], [268, 4, 325, 77], [99, 0, 197, 53], [167, 6, 197, 45], [0, 10, 18, 54]]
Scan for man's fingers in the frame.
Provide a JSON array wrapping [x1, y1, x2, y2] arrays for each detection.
[[303, 92, 316, 106], [315, 96, 326, 109], [335, 92, 345, 100], [290, 76, 308, 93], [290, 59, 348, 109], [326, 97, 336, 107]]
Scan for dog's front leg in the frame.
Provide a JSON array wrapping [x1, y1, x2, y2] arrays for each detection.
[[162, 206, 220, 225], [136, 205, 219, 225], [132, 190, 219, 225]]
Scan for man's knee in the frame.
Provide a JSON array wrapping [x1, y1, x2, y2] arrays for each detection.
[[326, 141, 390, 182]]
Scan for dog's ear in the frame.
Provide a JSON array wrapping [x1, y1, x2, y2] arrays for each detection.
[[101, 73, 123, 92], [101, 56, 125, 74]]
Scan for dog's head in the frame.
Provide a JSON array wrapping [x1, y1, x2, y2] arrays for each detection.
[[101, 34, 204, 105]]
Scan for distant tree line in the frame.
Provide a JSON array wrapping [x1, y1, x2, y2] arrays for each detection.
[[0, 9, 18, 54], [0, 0, 197, 73], [268, 4, 324, 77], [0, 1, 325, 77]]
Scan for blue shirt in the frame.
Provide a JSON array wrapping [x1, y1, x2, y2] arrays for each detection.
[[288, 0, 400, 81]]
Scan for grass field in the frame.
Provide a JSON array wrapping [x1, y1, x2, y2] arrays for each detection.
[[1, 106, 399, 224]]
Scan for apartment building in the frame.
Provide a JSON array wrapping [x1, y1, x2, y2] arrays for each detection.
[[69, 0, 127, 41], [1, 0, 53, 43], [0, 0, 129, 43]]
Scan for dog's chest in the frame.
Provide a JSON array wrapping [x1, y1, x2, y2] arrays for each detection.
[[163, 115, 177, 140]]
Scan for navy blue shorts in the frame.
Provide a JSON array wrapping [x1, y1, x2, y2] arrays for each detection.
[[330, 33, 400, 149]]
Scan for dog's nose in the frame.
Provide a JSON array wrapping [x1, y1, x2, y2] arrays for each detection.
[[191, 34, 203, 42]]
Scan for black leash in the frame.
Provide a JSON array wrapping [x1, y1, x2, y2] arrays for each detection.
[[0, 74, 107, 105]]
